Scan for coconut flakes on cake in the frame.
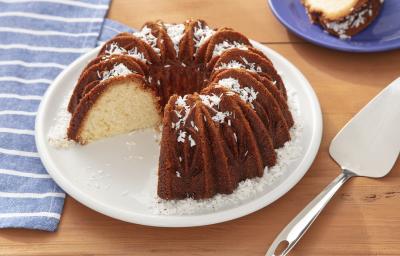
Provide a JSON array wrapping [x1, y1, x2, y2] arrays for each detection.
[[133, 26, 161, 54], [105, 43, 147, 62], [105, 42, 126, 55], [217, 77, 258, 108], [164, 23, 185, 55], [241, 57, 263, 73], [101, 63, 133, 80], [193, 21, 215, 51], [216, 58, 263, 73], [127, 48, 147, 62], [212, 41, 248, 57], [151, 87, 303, 215], [199, 93, 234, 124]]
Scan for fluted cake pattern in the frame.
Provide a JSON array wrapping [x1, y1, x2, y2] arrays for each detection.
[[66, 19, 294, 200]]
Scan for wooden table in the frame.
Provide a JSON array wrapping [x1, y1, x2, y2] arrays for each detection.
[[2, 1, 400, 255]]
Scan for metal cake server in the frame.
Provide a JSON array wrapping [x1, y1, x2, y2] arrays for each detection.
[[266, 78, 400, 256]]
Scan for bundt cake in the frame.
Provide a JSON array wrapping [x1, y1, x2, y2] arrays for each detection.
[[301, 0, 384, 39], [66, 19, 294, 200]]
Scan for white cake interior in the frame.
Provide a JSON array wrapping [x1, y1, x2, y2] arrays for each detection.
[[303, 0, 360, 20], [78, 79, 160, 143]]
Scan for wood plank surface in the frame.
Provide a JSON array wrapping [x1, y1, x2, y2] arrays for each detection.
[[1, 1, 400, 255], [107, 0, 304, 43]]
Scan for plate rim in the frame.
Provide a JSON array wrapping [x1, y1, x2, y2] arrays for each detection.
[[268, 0, 400, 53], [35, 41, 323, 227]]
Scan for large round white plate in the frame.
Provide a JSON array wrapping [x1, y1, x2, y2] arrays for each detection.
[[36, 41, 322, 227]]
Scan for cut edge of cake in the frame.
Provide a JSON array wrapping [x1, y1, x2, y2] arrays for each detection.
[[67, 74, 161, 144]]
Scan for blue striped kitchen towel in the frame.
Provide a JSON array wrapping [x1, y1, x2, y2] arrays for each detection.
[[0, 0, 133, 232]]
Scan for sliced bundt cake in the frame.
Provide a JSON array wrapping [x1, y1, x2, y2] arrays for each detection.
[[66, 19, 294, 200]]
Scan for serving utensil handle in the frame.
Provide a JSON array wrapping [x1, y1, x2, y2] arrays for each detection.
[[265, 169, 355, 256]]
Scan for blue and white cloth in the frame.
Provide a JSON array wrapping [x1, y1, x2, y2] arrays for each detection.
[[0, 0, 132, 232]]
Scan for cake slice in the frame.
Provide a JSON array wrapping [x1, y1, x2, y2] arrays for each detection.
[[302, 0, 384, 39], [67, 74, 161, 144]]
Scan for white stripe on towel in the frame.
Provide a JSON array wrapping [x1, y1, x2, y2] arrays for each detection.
[[0, 27, 98, 37], [0, 169, 51, 178], [0, 192, 65, 199], [0, 212, 61, 219], [0, 44, 91, 53], [0, 12, 103, 23], [0, 147, 39, 158], [0, 128, 35, 135], [0, 76, 52, 84], [0, 0, 108, 10], [0, 111, 37, 116], [0, 60, 66, 69], [0, 93, 42, 100]]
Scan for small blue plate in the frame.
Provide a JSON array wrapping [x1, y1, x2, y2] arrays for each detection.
[[268, 0, 400, 52]]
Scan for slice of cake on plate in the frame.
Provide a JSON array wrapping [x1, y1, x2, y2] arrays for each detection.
[[302, 0, 384, 39]]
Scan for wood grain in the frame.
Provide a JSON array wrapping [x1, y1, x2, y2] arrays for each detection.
[[107, 0, 304, 43], [1, 1, 400, 255]]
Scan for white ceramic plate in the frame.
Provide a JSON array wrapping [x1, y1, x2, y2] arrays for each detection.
[[35, 41, 322, 227]]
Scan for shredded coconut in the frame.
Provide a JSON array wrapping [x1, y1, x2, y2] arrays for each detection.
[[212, 41, 248, 57], [173, 96, 193, 144], [212, 111, 231, 123], [133, 26, 160, 54], [105, 42, 126, 55], [165, 23, 185, 55], [233, 132, 237, 142], [199, 94, 222, 109], [325, 7, 372, 40], [47, 95, 75, 148], [105, 42, 147, 62], [217, 77, 258, 108], [216, 60, 245, 70], [177, 130, 186, 143], [173, 95, 191, 131], [175, 95, 187, 107], [188, 134, 196, 147], [241, 57, 263, 72], [193, 21, 215, 51], [199, 93, 234, 124], [127, 47, 146, 62], [102, 63, 133, 80], [216, 59, 262, 73]]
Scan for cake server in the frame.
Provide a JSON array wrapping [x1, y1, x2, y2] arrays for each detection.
[[266, 78, 400, 256]]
